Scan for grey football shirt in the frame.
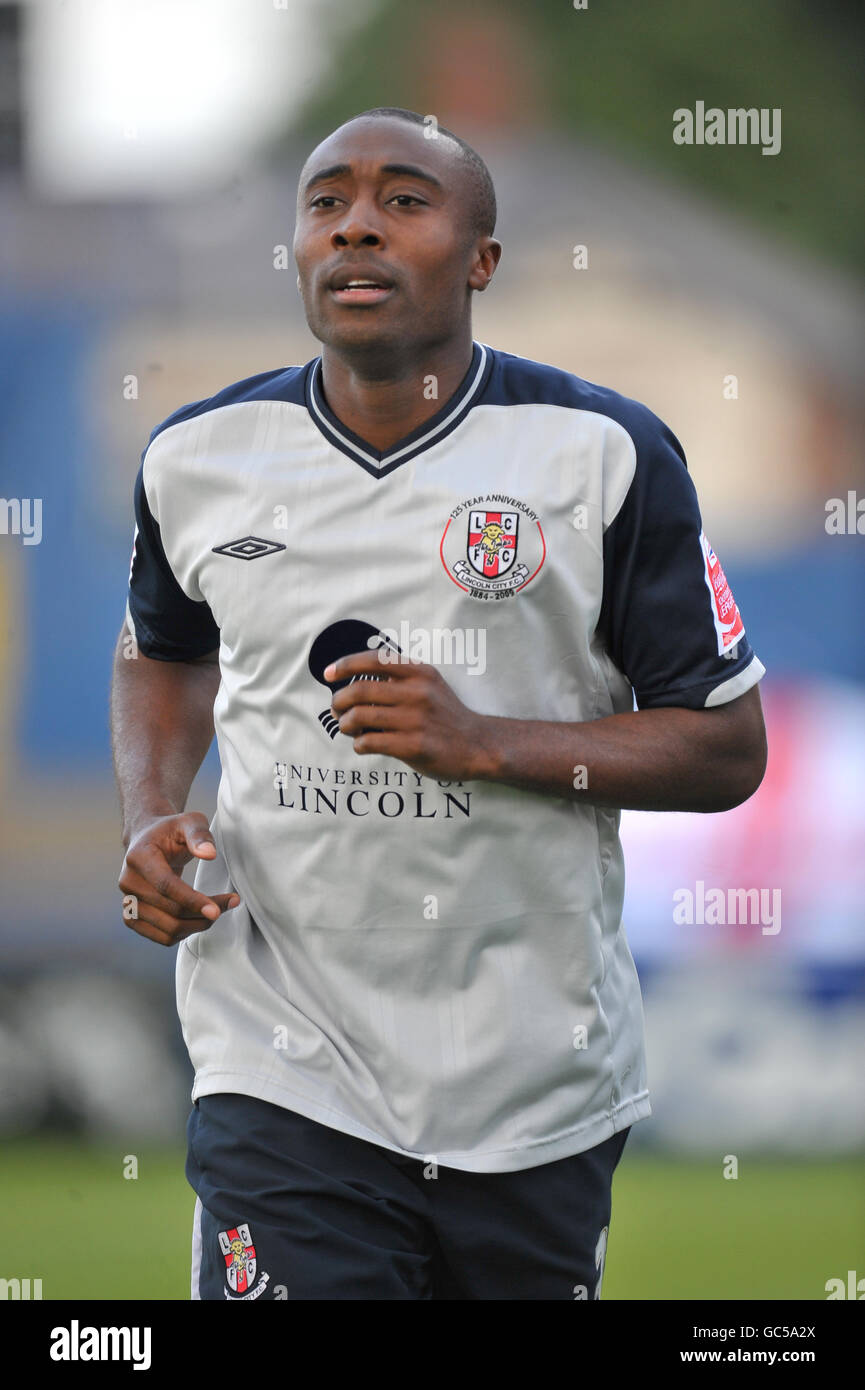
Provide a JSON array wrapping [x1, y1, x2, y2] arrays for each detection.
[[125, 341, 765, 1172]]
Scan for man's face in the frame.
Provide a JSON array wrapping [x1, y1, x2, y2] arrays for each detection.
[[294, 117, 495, 358]]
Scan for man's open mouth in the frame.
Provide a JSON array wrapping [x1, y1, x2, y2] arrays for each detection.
[[329, 269, 395, 305]]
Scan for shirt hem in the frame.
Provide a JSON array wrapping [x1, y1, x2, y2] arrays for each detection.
[[189, 1067, 651, 1173]]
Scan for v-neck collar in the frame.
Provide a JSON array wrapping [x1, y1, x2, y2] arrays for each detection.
[[305, 340, 493, 479]]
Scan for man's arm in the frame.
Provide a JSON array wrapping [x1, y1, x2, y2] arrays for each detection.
[[463, 683, 766, 811], [110, 627, 239, 945], [325, 652, 767, 812]]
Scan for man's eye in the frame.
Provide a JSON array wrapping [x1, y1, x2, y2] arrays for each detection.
[[390, 194, 424, 206], [310, 195, 339, 208]]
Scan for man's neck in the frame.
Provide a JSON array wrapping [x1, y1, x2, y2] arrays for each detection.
[[318, 334, 475, 453]]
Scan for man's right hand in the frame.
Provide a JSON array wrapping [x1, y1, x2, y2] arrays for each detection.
[[118, 812, 240, 947]]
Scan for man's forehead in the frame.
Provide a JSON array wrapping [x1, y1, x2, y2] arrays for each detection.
[[300, 117, 461, 188]]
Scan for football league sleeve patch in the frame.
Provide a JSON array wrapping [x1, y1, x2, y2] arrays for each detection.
[[126, 461, 220, 661], [599, 419, 765, 710]]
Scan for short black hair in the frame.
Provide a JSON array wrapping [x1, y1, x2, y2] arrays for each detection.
[[342, 106, 497, 240]]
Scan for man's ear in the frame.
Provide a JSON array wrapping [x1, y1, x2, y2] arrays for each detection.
[[469, 238, 502, 292]]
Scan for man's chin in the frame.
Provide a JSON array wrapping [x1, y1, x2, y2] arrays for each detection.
[[312, 314, 407, 357]]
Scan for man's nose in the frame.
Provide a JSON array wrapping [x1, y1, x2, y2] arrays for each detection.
[[330, 198, 384, 248]]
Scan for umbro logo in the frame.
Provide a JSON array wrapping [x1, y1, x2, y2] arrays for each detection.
[[212, 536, 286, 561]]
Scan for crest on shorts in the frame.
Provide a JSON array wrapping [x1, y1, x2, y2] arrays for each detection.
[[218, 1223, 270, 1300]]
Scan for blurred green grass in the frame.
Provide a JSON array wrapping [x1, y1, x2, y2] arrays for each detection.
[[3, 1141, 863, 1300]]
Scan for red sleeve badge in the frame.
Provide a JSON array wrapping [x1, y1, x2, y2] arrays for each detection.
[[699, 531, 745, 654]]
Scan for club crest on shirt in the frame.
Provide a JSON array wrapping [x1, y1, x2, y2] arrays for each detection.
[[466, 510, 519, 579], [218, 1223, 270, 1300], [441, 495, 546, 600]]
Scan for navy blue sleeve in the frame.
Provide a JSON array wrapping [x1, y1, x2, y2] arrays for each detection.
[[126, 461, 220, 661], [598, 416, 761, 710]]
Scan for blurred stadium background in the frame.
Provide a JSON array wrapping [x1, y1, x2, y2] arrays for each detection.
[[1, 0, 863, 1300]]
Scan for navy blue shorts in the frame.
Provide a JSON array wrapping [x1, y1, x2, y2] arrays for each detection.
[[186, 1093, 630, 1301]]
